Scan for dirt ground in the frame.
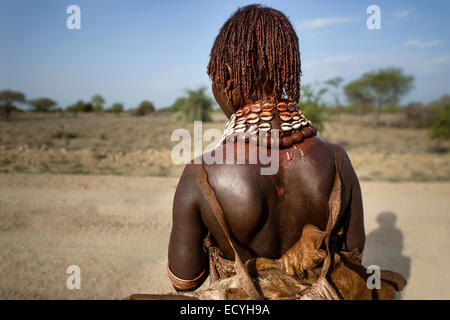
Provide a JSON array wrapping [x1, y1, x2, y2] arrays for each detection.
[[0, 173, 448, 300], [0, 112, 449, 299]]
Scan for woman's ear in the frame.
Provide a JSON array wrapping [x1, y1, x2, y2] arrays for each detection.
[[225, 63, 233, 90]]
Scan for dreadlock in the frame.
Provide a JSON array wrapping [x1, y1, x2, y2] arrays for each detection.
[[207, 4, 301, 107]]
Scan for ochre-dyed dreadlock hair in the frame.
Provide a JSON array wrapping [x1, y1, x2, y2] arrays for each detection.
[[207, 4, 301, 106]]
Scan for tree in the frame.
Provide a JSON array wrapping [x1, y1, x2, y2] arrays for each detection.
[[106, 103, 124, 114], [343, 79, 375, 114], [134, 100, 155, 116], [297, 84, 327, 131], [66, 100, 93, 113], [344, 68, 414, 124], [0, 90, 26, 120], [166, 96, 187, 113], [173, 87, 213, 123], [325, 76, 343, 110], [29, 97, 57, 112], [91, 94, 105, 112]]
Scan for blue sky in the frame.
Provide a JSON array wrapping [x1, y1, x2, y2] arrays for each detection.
[[1, 0, 449, 109]]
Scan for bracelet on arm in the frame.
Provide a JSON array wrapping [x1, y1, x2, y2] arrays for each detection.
[[167, 262, 206, 291]]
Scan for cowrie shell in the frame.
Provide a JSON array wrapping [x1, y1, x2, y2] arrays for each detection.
[[246, 112, 259, 120], [250, 105, 261, 113], [246, 118, 260, 124], [279, 112, 292, 121], [260, 111, 273, 121], [281, 123, 292, 131], [248, 125, 258, 134], [258, 122, 271, 132], [235, 117, 246, 125], [261, 103, 274, 110]]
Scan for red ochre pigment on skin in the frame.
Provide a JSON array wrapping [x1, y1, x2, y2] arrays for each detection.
[[295, 136, 321, 162], [276, 184, 285, 197]]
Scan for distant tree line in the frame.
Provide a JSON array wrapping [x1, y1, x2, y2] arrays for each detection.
[[1, 68, 448, 139], [0, 91, 156, 117]]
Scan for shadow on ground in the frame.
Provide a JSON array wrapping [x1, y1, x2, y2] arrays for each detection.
[[363, 211, 411, 299]]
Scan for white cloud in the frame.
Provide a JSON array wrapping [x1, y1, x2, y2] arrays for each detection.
[[393, 10, 412, 19], [432, 54, 450, 65], [403, 40, 444, 49], [298, 17, 360, 32]]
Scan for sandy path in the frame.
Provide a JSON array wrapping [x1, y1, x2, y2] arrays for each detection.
[[0, 173, 448, 299]]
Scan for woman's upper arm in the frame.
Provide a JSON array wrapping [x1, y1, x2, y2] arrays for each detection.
[[168, 164, 208, 289], [335, 145, 366, 253]]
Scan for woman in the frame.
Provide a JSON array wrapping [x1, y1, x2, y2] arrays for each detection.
[[167, 4, 365, 294]]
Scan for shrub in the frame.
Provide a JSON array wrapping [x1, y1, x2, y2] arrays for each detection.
[[405, 102, 433, 128], [91, 94, 105, 112], [134, 101, 155, 116], [297, 84, 326, 131], [66, 100, 93, 113], [172, 87, 213, 123], [106, 103, 124, 114], [404, 95, 450, 133], [92, 105, 103, 112], [341, 104, 357, 114], [431, 103, 450, 140], [51, 130, 78, 139]]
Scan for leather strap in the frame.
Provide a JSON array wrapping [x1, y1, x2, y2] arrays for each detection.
[[310, 144, 344, 299], [191, 163, 263, 299]]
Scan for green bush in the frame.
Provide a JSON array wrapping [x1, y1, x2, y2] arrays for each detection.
[[341, 104, 357, 114], [405, 102, 434, 128], [404, 95, 450, 133], [66, 100, 93, 113], [431, 103, 450, 140], [164, 97, 186, 113], [297, 84, 326, 131], [106, 103, 124, 114], [91, 94, 105, 112], [51, 130, 78, 139], [92, 105, 103, 112], [134, 101, 155, 116], [172, 87, 213, 123], [382, 104, 400, 113]]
